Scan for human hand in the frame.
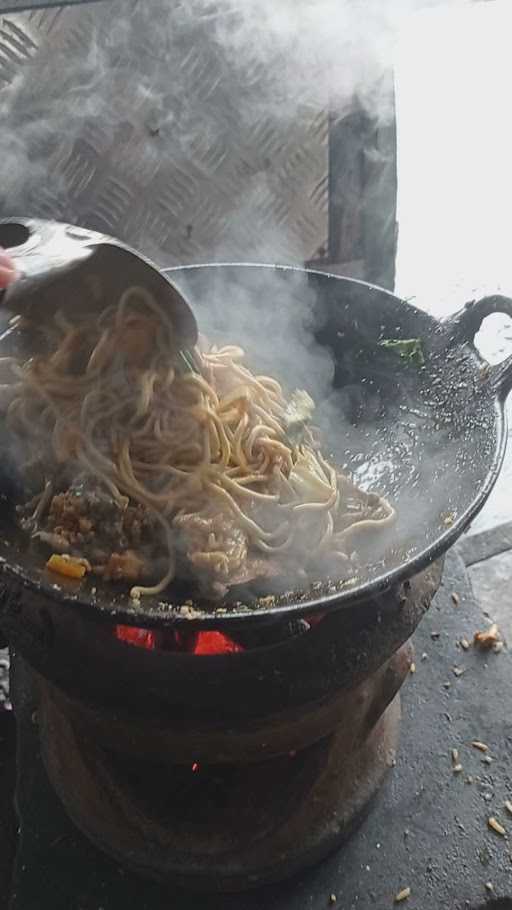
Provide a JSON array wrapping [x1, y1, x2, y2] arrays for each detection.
[[0, 249, 17, 289]]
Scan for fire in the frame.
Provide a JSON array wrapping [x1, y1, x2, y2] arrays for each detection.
[[115, 625, 243, 654], [115, 625, 158, 650], [191, 630, 243, 655], [115, 613, 325, 653]]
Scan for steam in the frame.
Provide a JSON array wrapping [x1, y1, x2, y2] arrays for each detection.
[[0, 0, 471, 602], [0, 0, 459, 261]]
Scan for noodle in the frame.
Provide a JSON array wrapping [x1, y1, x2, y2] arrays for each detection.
[[5, 287, 396, 601]]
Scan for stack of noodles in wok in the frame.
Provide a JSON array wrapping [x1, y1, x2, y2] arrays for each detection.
[[2, 287, 395, 602]]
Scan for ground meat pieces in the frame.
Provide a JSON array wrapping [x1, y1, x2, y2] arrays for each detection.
[[42, 476, 151, 556], [100, 550, 147, 582], [27, 476, 154, 584]]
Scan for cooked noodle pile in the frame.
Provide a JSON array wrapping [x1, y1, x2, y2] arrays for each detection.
[[4, 287, 396, 601]]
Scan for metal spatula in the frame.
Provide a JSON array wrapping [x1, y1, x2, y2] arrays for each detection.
[[0, 217, 198, 348]]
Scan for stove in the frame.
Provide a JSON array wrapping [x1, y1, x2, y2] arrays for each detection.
[[0, 556, 442, 892], [6, 548, 512, 909]]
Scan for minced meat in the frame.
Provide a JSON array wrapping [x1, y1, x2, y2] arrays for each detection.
[[25, 475, 153, 582]]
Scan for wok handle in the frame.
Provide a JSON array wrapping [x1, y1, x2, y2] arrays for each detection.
[[445, 294, 512, 399]]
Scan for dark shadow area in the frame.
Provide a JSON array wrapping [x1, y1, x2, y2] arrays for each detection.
[[473, 902, 512, 910], [0, 708, 17, 908]]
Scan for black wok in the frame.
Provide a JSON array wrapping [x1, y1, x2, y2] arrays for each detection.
[[0, 261, 510, 627]]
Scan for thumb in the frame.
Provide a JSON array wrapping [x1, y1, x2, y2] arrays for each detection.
[[0, 248, 18, 290]]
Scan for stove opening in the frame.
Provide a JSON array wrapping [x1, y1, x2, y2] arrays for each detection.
[[115, 612, 326, 653], [115, 625, 244, 654]]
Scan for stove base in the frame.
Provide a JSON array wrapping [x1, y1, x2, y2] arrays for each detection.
[[8, 550, 512, 909], [38, 682, 400, 891]]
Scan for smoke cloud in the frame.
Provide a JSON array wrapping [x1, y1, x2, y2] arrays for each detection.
[[0, 0, 460, 261], [0, 0, 470, 602]]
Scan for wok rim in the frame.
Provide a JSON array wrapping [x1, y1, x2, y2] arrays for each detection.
[[0, 263, 507, 627]]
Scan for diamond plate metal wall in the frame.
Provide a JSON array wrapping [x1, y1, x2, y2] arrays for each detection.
[[0, 0, 330, 268]]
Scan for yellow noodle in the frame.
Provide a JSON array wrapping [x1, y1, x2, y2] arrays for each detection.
[[6, 288, 396, 601]]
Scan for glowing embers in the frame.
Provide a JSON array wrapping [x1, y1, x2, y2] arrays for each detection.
[[115, 624, 243, 654]]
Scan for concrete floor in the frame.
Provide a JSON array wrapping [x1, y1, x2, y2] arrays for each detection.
[[469, 551, 512, 643]]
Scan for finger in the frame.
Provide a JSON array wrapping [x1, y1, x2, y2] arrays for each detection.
[[0, 249, 18, 289]]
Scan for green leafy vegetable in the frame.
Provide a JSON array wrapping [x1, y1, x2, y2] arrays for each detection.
[[379, 338, 425, 367]]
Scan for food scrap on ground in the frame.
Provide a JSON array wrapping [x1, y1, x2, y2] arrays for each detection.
[[394, 886, 411, 903], [471, 741, 489, 753], [474, 623, 503, 651], [451, 748, 463, 773], [488, 817, 506, 836]]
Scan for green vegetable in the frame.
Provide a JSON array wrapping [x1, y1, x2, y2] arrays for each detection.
[[379, 338, 425, 367]]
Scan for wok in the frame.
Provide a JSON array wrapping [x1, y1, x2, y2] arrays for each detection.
[[0, 257, 511, 627]]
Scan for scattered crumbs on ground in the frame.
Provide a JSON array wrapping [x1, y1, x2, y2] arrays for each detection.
[[460, 638, 470, 651], [488, 817, 506, 837], [453, 764, 463, 774], [329, 895, 337, 905], [505, 800, 512, 816], [474, 623, 503, 652], [451, 592, 460, 606], [443, 681, 451, 689], [421, 652, 428, 661], [409, 662, 416, 674], [452, 666, 464, 677], [466, 776, 474, 785], [471, 741, 489, 753], [394, 886, 411, 903], [485, 881, 494, 893], [451, 748, 459, 764], [431, 631, 440, 640], [482, 756, 493, 765]]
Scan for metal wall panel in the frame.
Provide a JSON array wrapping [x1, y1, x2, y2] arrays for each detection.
[[0, 1, 329, 267]]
